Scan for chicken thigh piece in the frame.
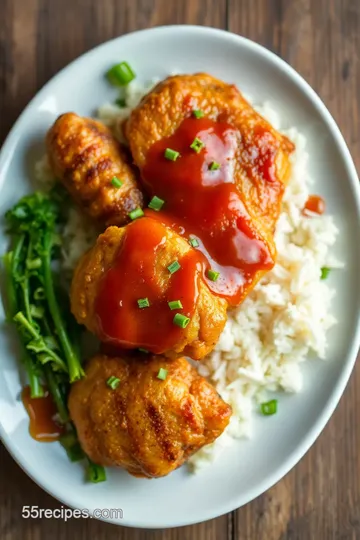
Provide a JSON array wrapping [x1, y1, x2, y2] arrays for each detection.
[[126, 73, 294, 235], [71, 217, 227, 360], [68, 353, 232, 478], [47, 112, 144, 226]]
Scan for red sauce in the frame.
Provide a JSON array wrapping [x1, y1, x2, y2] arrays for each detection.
[[95, 217, 202, 354], [22, 386, 64, 442], [142, 117, 274, 305], [304, 195, 326, 215]]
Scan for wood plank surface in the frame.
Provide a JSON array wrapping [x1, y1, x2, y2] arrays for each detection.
[[0, 1, 359, 539]]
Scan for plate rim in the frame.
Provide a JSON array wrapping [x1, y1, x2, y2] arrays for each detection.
[[0, 24, 360, 529]]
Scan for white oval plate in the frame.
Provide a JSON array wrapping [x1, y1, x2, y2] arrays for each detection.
[[0, 26, 359, 529]]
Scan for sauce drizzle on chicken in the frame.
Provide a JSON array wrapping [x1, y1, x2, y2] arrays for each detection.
[[95, 217, 202, 353], [142, 117, 274, 305]]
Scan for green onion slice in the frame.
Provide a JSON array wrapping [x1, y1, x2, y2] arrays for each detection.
[[320, 267, 331, 280], [111, 176, 123, 188], [189, 237, 199, 248], [128, 207, 144, 220], [173, 313, 190, 329], [148, 195, 165, 211], [138, 348, 149, 353], [106, 62, 135, 86], [157, 367, 168, 380], [167, 260, 181, 274], [137, 298, 150, 309], [207, 269, 220, 282], [87, 461, 107, 483], [164, 148, 180, 161], [193, 110, 204, 119], [261, 399, 278, 416], [209, 161, 220, 171], [190, 137, 205, 153], [168, 300, 183, 310], [107, 376, 120, 390]]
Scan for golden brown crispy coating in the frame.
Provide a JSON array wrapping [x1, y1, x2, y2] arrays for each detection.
[[126, 73, 294, 235], [47, 112, 144, 226], [68, 354, 232, 478], [71, 224, 227, 360]]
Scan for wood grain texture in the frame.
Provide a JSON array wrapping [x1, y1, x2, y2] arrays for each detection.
[[0, 0, 359, 539]]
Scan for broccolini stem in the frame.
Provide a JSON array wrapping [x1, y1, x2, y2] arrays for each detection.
[[44, 365, 69, 423], [23, 353, 45, 398], [42, 230, 84, 382]]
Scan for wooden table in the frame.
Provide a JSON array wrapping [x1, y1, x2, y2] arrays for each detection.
[[0, 1, 359, 538]]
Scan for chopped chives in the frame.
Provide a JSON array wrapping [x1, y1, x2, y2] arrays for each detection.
[[137, 298, 150, 309], [107, 376, 120, 390], [128, 207, 144, 220], [138, 348, 149, 353], [111, 176, 123, 188], [33, 287, 45, 300], [189, 237, 199, 248], [164, 148, 180, 161], [106, 61, 135, 86], [148, 195, 165, 211], [207, 269, 220, 282], [168, 300, 183, 310], [87, 461, 107, 483], [209, 161, 220, 171], [30, 305, 45, 319], [167, 260, 181, 274], [193, 109, 204, 119], [173, 313, 190, 328], [115, 97, 127, 107], [190, 137, 205, 153], [320, 267, 331, 280], [157, 367, 168, 380], [261, 399, 278, 416]]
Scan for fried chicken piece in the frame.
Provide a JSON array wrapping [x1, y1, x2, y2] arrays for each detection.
[[47, 112, 143, 226], [71, 217, 227, 360], [126, 73, 294, 235], [68, 353, 232, 478]]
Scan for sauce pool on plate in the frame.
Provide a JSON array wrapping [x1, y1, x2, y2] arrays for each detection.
[[22, 386, 64, 442]]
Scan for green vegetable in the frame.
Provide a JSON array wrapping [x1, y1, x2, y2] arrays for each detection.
[[138, 348, 149, 353], [207, 269, 220, 282], [189, 237, 199, 248], [3, 190, 92, 476], [321, 267, 331, 280], [173, 313, 190, 329], [209, 161, 220, 171], [106, 62, 135, 86], [190, 137, 205, 153], [261, 399, 278, 416], [164, 148, 180, 161], [157, 368, 168, 381], [111, 176, 123, 188], [128, 207, 144, 220], [148, 195, 165, 211], [107, 376, 120, 390], [193, 110, 204, 119], [87, 460, 107, 483], [137, 297, 150, 309], [168, 300, 183, 310], [167, 260, 181, 274]]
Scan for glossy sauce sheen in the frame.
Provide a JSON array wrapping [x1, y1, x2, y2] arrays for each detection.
[[143, 117, 274, 305], [304, 194, 326, 215], [96, 217, 201, 353], [22, 386, 64, 442]]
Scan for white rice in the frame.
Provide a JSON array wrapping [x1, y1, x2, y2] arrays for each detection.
[[36, 81, 341, 472]]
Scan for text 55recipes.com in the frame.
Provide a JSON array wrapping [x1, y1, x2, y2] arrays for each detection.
[[22, 506, 123, 521]]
